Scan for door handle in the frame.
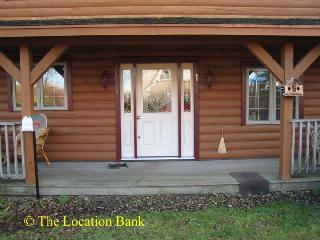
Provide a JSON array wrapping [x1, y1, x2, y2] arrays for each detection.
[[137, 116, 141, 120]]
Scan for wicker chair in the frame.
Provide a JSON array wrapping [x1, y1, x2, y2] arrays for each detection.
[[16, 128, 50, 165]]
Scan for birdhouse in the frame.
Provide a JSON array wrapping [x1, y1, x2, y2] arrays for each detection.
[[280, 77, 304, 97]]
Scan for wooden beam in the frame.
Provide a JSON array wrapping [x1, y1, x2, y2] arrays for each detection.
[[0, 52, 20, 82], [20, 45, 34, 118], [30, 43, 69, 85], [244, 42, 284, 82], [20, 43, 36, 185], [294, 43, 320, 79], [0, 36, 319, 47], [0, 24, 320, 38], [279, 43, 294, 181]]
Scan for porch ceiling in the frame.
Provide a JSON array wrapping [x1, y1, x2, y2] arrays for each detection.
[[0, 35, 319, 57]]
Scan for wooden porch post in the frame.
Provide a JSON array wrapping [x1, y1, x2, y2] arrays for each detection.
[[279, 43, 294, 181], [245, 42, 320, 181], [20, 44, 36, 185], [0, 43, 69, 185]]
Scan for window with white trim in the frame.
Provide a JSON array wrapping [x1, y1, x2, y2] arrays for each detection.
[[246, 68, 299, 124], [13, 63, 68, 111]]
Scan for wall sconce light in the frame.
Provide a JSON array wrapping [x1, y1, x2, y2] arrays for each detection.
[[206, 69, 214, 88], [101, 68, 110, 89]]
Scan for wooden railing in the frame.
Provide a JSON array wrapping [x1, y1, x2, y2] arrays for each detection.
[[291, 119, 320, 176], [0, 122, 25, 180]]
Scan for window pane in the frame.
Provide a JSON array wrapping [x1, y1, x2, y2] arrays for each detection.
[[142, 69, 172, 113], [248, 70, 270, 121], [42, 65, 66, 108], [123, 70, 132, 113], [249, 109, 269, 121], [183, 69, 191, 112], [15, 81, 38, 108]]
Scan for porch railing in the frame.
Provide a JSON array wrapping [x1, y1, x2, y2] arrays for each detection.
[[0, 122, 25, 180], [291, 119, 320, 176]]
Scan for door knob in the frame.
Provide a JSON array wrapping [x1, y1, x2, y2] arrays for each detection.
[[137, 136, 141, 139], [137, 116, 141, 120]]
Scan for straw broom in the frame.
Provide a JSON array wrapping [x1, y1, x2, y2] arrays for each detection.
[[218, 128, 227, 154]]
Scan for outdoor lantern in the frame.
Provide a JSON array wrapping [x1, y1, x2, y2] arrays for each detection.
[[101, 68, 110, 89], [280, 77, 304, 97], [206, 69, 214, 88]]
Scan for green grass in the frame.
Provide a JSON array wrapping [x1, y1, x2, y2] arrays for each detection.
[[55, 195, 71, 205], [1, 201, 319, 240]]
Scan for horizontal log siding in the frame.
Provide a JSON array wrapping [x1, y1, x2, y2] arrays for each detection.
[[0, 0, 320, 20], [304, 62, 320, 119], [198, 55, 319, 160], [0, 47, 319, 161], [199, 56, 278, 159], [0, 54, 116, 161]]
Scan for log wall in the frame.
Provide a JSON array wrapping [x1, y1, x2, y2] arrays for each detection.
[[198, 53, 320, 160], [0, 46, 319, 161], [0, 0, 319, 20], [0, 53, 116, 161], [304, 62, 320, 118], [199, 54, 279, 159]]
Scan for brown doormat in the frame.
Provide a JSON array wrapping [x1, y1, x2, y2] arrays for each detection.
[[230, 172, 270, 194]]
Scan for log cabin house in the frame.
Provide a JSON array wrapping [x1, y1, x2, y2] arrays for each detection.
[[0, 0, 319, 186]]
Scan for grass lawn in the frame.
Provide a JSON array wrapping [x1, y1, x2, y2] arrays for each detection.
[[1, 200, 319, 240]]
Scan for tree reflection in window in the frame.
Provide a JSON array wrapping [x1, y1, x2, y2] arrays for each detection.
[[42, 65, 65, 107], [123, 70, 132, 113], [142, 69, 172, 113], [15, 81, 38, 108], [248, 70, 270, 121], [183, 69, 191, 112], [13, 63, 67, 110]]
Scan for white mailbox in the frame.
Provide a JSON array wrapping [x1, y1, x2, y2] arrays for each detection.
[[22, 116, 34, 132], [22, 114, 47, 132]]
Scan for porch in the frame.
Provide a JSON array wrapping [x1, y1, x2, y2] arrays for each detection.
[[0, 34, 319, 187], [1, 158, 320, 196]]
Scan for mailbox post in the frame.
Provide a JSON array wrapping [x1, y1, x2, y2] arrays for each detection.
[[22, 114, 47, 199]]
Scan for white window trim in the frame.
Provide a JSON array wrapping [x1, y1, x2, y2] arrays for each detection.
[[12, 62, 68, 111], [246, 67, 299, 125], [181, 63, 194, 157], [120, 64, 135, 158]]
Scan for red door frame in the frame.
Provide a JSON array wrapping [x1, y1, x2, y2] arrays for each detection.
[[115, 63, 121, 161], [133, 63, 138, 158], [115, 57, 199, 160], [193, 61, 200, 160], [177, 62, 182, 158]]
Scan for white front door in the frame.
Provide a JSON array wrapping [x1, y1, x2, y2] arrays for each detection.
[[136, 64, 178, 157]]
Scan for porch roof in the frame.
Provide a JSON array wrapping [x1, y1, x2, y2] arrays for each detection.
[[0, 19, 320, 38], [1, 17, 320, 27]]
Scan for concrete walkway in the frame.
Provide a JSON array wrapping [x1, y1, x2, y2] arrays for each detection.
[[1, 158, 320, 195]]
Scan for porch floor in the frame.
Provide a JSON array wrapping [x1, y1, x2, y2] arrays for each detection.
[[1, 158, 320, 195]]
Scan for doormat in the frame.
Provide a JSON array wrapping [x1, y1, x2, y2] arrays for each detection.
[[230, 172, 270, 194]]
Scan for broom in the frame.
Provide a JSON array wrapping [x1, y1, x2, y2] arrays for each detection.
[[218, 128, 227, 154]]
